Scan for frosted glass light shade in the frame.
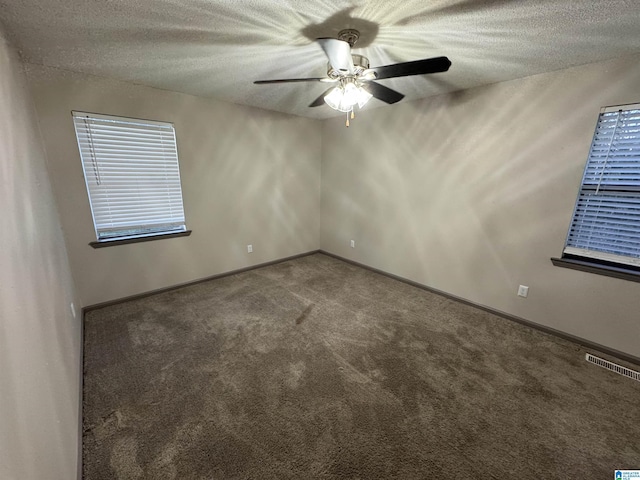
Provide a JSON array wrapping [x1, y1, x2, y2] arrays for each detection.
[[355, 87, 372, 108], [324, 83, 372, 112], [324, 86, 349, 112]]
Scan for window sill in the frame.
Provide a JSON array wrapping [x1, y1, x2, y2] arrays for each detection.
[[89, 230, 192, 249], [551, 256, 640, 283]]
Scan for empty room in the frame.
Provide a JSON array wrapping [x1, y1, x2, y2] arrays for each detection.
[[2, 1, 640, 479]]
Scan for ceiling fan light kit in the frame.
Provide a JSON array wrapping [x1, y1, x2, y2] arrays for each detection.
[[323, 46, 373, 125], [254, 28, 451, 127], [324, 77, 372, 110]]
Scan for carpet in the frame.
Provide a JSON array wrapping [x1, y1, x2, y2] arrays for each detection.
[[83, 253, 640, 479]]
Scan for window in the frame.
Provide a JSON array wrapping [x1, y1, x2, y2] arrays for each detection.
[[556, 103, 640, 278], [72, 112, 189, 246]]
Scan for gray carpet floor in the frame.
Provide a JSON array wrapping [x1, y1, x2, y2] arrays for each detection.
[[83, 253, 640, 479]]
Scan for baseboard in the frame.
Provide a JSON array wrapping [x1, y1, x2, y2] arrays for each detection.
[[82, 250, 321, 313], [319, 250, 640, 367], [81, 248, 640, 366]]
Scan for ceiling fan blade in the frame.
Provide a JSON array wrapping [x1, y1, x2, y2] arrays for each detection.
[[309, 88, 336, 107], [316, 38, 354, 75], [360, 82, 405, 104], [254, 78, 327, 84], [368, 56, 451, 80]]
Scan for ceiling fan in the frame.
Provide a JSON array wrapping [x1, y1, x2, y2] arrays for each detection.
[[254, 29, 451, 126]]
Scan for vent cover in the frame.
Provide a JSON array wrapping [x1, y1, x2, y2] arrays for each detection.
[[585, 353, 640, 382]]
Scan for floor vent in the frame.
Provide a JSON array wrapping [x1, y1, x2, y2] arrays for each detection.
[[585, 353, 640, 382]]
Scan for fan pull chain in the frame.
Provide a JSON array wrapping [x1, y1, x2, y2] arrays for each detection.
[[345, 109, 356, 127]]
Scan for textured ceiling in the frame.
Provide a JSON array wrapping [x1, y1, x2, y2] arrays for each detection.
[[1, 0, 639, 119]]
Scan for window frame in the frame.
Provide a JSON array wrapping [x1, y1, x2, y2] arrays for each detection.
[[72, 111, 191, 248], [552, 102, 640, 282]]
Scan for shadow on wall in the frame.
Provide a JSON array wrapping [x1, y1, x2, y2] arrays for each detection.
[[37, 69, 321, 306], [321, 59, 620, 307]]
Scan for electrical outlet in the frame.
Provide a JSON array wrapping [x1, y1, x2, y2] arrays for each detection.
[[70, 302, 76, 318], [247, 244, 253, 253], [517, 285, 529, 298], [350, 240, 355, 248]]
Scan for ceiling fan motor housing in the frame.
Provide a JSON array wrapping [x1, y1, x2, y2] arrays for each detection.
[[327, 54, 370, 79]]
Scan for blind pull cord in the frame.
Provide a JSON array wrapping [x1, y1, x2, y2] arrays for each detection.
[[84, 117, 101, 185], [596, 109, 622, 195]]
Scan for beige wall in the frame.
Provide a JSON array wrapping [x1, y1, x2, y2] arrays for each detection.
[[0, 30, 81, 480], [25, 65, 322, 306], [321, 54, 640, 358]]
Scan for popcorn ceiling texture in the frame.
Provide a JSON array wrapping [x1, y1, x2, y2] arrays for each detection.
[[1, 0, 639, 118], [82, 253, 640, 479]]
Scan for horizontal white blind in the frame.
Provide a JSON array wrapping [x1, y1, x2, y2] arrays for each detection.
[[564, 105, 640, 266], [73, 112, 186, 241]]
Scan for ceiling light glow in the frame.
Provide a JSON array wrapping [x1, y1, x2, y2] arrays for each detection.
[[324, 78, 372, 113]]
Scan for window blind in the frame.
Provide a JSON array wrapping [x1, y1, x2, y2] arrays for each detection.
[[564, 104, 640, 267], [72, 111, 186, 241]]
